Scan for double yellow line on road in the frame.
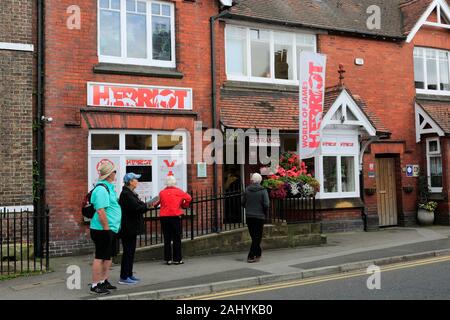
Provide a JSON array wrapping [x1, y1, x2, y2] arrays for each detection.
[[183, 255, 450, 300]]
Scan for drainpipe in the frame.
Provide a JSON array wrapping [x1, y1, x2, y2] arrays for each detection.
[[359, 136, 379, 231], [210, 8, 230, 231], [35, 0, 46, 256]]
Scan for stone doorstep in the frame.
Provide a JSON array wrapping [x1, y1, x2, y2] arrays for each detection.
[[99, 249, 450, 300]]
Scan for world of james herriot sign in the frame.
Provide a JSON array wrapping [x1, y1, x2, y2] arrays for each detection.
[[299, 52, 327, 160]]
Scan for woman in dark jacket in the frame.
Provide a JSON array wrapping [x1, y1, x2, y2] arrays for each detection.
[[118, 173, 149, 284], [242, 173, 270, 263]]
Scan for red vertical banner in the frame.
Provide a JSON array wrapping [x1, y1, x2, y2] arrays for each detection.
[[299, 52, 327, 160]]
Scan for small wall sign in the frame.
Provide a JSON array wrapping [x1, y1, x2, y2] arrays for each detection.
[[197, 162, 207, 178]]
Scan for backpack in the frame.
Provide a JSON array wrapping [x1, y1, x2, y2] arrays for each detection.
[[82, 183, 110, 219]]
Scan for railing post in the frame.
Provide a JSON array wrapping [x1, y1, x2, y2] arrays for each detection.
[[45, 207, 50, 271], [190, 191, 194, 240]]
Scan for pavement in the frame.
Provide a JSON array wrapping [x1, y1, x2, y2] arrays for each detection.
[[1, 225, 450, 300]]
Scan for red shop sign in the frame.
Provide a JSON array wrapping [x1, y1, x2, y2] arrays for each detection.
[[87, 82, 193, 110]]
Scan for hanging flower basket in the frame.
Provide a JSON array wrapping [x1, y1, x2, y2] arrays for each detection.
[[261, 152, 319, 199]]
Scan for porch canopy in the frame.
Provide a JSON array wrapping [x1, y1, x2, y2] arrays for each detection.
[[220, 85, 390, 137], [415, 99, 449, 142]]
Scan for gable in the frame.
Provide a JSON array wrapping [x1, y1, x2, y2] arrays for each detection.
[[406, 0, 450, 42], [322, 90, 377, 137]]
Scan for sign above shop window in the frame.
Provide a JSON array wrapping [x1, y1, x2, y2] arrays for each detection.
[[321, 135, 358, 155], [87, 82, 193, 110], [249, 136, 281, 147]]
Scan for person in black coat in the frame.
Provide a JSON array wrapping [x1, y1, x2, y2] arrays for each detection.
[[118, 173, 149, 284]]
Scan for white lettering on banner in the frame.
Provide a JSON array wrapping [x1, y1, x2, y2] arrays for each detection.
[[87, 82, 193, 110], [299, 52, 327, 160]]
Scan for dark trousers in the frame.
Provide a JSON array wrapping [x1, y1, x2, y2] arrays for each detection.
[[246, 217, 264, 259], [161, 217, 182, 262], [120, 234, 137, 279]]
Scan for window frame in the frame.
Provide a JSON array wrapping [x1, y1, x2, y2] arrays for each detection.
[[97, 0, 176, 68], [316, 131, 360, 199], [225, 24, 317, 85], [426, 137, 443, 193], [414, 47, 450, 96], [88, 130, 187, 197]]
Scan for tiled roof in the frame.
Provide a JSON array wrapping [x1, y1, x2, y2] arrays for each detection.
[[416, 99, 450, 134], [400, 0, 434, 35], [227, 0, 405, 38], [226, 0, 449, 38], [220, 85, 390, 135]]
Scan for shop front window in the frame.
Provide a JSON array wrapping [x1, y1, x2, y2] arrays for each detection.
[[126, 134, 152, 150], [341, 156, 356, 192], [88, 130, 187, 199], [91, 134, 120, 150], [323, 156, 338, 193], [157, 134, 183, 150]]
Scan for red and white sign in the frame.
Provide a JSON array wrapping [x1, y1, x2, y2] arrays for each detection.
[[87, 82, 193, 110], [126, 159, 152, 166], [321, 136, 358, 154], [299, 52, 327, 160]]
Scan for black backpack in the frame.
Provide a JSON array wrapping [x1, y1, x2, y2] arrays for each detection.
[[82, 183, 110, 219]]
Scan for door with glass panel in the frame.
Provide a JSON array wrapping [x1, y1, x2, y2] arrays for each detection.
[[376, 158, 398, 227]]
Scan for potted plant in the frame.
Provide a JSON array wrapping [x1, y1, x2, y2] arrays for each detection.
[[417, 175, 437, 225]]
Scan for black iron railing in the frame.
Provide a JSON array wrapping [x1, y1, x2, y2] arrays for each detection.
[[0, 208, 50, 276], [134, 190, 316, 249]]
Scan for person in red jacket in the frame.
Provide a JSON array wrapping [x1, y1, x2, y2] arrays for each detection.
[[153, 175, 192, 265]]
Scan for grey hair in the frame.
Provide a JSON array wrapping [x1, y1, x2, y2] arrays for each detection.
[[166, 175, 177, 187], [251, 173, 263, 184]]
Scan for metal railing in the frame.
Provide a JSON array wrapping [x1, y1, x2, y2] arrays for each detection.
[[0, 208, 50, 276], [134, 189, 316, 249]]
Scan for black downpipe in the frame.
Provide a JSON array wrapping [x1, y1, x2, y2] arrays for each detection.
[[210, 9, 229, 232], [360, 168, 367, 231], [35, 0, 46, 256]]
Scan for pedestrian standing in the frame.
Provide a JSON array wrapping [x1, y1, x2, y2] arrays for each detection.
[[242, 173, 269, 263], [118, 173, 150, 285], [153, 176, 192, 265], [89, 162, 122, 295]]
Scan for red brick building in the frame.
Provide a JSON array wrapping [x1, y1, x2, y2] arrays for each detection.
[[43, 0, 450, 256], [44, 0, 229, 256], [217, 0, 450, 232]]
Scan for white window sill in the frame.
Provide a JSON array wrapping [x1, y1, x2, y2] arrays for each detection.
[[227, 75, 298, 86], [99, 56, 176, 69], [416, 89, 450, 96]]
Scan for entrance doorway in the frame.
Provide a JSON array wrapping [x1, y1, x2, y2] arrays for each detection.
[[376, 158, 398, 227]]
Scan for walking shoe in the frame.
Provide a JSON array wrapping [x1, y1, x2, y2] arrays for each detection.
[[173, 260, 184, 265], [129, 275, 140, 282], [166, 260, 173, 265], [247, 257, 257, 263], [118, 277, 138, 285], [90, 284, 110, 295], [101, 279, 117, 290]]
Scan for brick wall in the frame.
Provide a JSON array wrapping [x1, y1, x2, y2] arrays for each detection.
[[0, 0, 35, 207], [44, 0, 221, 256]]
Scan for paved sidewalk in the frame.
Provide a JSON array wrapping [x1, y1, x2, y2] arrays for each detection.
[[1, 226, 450, 300]]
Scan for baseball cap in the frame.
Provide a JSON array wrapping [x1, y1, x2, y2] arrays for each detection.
[[123, 172, 142, 184]]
